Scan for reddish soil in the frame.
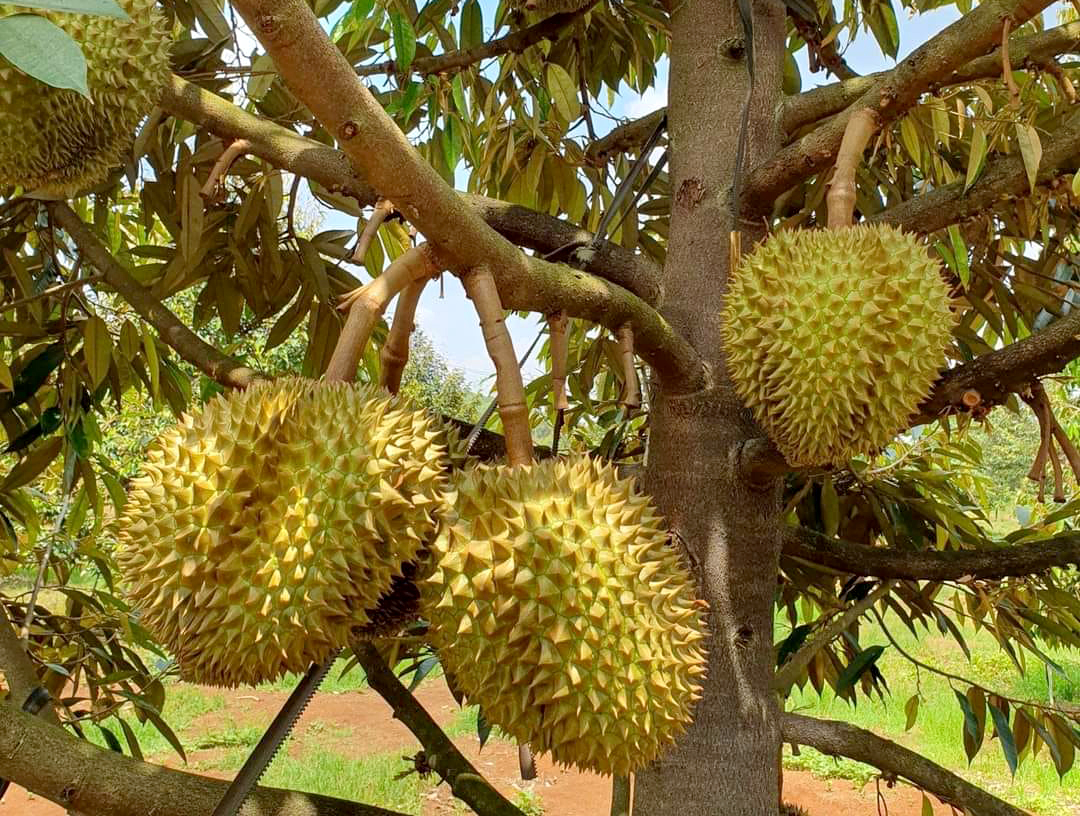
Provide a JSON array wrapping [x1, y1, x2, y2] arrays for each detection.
[[2, 680, 953, 816]]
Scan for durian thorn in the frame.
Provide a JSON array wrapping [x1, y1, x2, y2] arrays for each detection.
[[462, 264, 533, 467], [826, 107, 879, 230], [616, 322, 642, 414], [380, 278, 427, 394], [199, 138, 252, 201], [327, 243, 441, 383], [547, 310, 571, 412], [351, 198, 396, 263]]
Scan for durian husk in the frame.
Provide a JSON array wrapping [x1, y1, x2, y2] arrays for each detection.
[[421, 456, 708, 776], [0, 0, 171, 196], [117, 379, 450, 687], [721, 224, 955, 467]]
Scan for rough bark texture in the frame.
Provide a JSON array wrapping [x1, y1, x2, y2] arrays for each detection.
[[632, 0, 787, 813], [0, 702, 404, 816]]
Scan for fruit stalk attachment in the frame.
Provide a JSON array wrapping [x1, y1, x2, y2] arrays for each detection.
[[380, 278, 428, 394]]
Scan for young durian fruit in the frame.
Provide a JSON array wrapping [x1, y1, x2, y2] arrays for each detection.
[[117, 378, 450, 687], [0, 0, 172, 196], [721, 224, 954, 467], [421, 456, 708, 776]]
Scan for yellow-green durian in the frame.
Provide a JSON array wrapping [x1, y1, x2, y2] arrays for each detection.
[[421, 456, 708, 776], [0, 0, 171, 196], [721, 225, 954, 467], [117, 378, 450, 687]]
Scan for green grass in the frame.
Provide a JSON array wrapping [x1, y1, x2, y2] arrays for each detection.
[[783, 610, 1080, 815], [88, 683, 226, 758]]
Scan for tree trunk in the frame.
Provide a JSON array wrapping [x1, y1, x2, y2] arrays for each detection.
[[633, 0, 786, 814]]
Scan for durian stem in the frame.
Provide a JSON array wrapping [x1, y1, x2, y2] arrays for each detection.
[[610, 775, 631, 816], [1003, 18, 1022, 109], [352, 198, 395, 263], [379, 278, 427, 394], [826, 107, 878, 229], [326, 243, 440, 383], [461, 266, 534, 467], [547, 310, 570, 411], [616, 322, 642, 414], [351, 643, 527, 816], [199, 138, 252, 200], [1042, 59, 1077, 103]]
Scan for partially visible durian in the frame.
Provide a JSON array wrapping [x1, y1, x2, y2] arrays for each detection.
[[721, 225, 954, 467], [422, 456, 708, 776], [117, 379, 450, 687], [515, 0, 594, 12], [0, 0, 171, 196]]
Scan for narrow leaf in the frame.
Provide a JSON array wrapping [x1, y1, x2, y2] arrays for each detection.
[[390, 11, 416, 72], [546, 63, 578, 123], [1015, 123, 1042, 193], [904, 694, 920, 731], [988, 702, 1018, 775], [836, 645, 885, 695], [0, 14, 89, 97], [83, 315, 112, 388], [964, 125, 987, 192]]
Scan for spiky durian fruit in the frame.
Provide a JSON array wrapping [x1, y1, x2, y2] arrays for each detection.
[[117, 378, 450, 687], [0, 0, 171, 196], [421, 456, 708, 776], [721, 225, 954, 467]]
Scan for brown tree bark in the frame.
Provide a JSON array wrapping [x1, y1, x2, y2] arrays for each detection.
[[631, 0, 787, 812]]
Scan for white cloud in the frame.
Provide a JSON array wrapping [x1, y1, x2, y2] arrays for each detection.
[[625, 84, 667, 119]]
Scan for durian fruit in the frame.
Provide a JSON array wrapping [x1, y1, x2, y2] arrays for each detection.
[[117, 378, 450, 687], [421, 456, 708, 776], [721, 224, 954, 467], [0, 0, 171, 196], [780, 805, 810, 816], [352, 560, 423, 640]]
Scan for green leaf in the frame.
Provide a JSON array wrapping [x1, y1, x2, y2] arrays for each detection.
[[390, 11, 416, 72], [964, 124, 987, 192], [988, 702, 1018, 776], [820, 478, 839, 538], [1015, 123, 1042, 193], [97, 725, 124, 754], [921, 794, 934, 816], [948, 225, 970, 288], [0, 13, 89, 96], [460, 0, 481, 50], [546, 63, 578, 123], [83, 315, 112, 388], [116, 717, 144, 761], [954, 689, 983, 762], [7, 0, 127, 16], [865, 1, 899, 58], [904, 694, 919, 731], [836, 645, 885, 695]]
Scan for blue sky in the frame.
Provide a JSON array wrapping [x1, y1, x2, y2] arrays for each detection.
[[317, 1, 1060, 387]]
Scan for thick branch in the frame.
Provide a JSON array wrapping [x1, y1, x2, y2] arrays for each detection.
[[0, 702, 403, 816], [781, 713, 1029, 816], [357, 7, 591, 77], [783, 526, 1080, 580], [0, 603, 45, 709], [177, 5, 705, 391], [874, 105, 1080, 234], [351, 643, 525, 816], [48, 203, 260, 390], [162, 76, 663, 308], [781, 22, 1080, 136], [380, 279, 426, 393], [746, 0, 1055, 215]]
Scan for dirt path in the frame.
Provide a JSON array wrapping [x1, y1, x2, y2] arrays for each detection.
[[2, 680, 953, 816]]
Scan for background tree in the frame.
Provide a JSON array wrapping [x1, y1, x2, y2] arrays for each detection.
[[0, 0, 1080, 814]]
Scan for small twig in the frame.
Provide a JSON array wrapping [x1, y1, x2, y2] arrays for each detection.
[[352, 199, 395, 263], [827, 107, 879, 229], [1041, 59, 1077, 103], [1, 275, 101, 313], [326, 243, 440, 382], [379, 278, 427, 394], [460, 266, 533, 466], [199, 138, 252, 200], [1049, 435, 1066, 502], [1022, 382, 1054, 501], [285, 173, 302, 238], [616, 322, 641, 414], [547, 311, 570, 411], [774, 581, 894, 692]]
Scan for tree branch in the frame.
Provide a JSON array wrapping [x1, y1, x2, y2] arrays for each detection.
[[781, 713, 1030, 816], [0, 701, 404, 816], [351, 643, 526, 816], [873, 105, 1080, 234], [783, 526, 1080, 581], [209, 2, 706, 391], [585, 109, 667, 165], [47, 202, 261, 390], [745, 0, 1055, 216], [162, 75, 662, 306], [781, 22, 1080, 137], [356, 7, 592, 78]]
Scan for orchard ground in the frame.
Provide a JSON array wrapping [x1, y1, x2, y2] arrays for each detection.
[[3, 617, 1078, 816]]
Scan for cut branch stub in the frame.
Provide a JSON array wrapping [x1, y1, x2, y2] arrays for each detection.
[[547, 310, 570, 411], [380, 279, 427, 394], [199, 138, 252, 201], [353, 198, 395, 263], [325, 243, 440, 383], [461, 266, 533, 467], [616, 322, 641, 413]]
